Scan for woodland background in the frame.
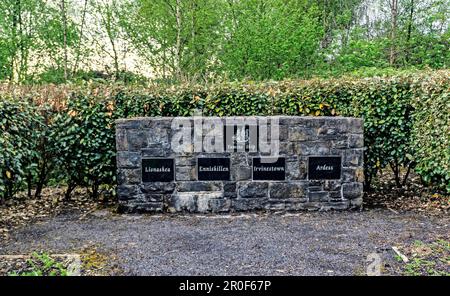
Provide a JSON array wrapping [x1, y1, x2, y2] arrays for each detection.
[[0, 0, 448, 84]]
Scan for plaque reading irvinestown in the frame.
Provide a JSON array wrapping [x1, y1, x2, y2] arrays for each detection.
[[253, 157, 286, 181], [116, 116, 364, 213]]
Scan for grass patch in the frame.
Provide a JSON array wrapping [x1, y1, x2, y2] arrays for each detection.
[[401, 240, 450, 276], [8, 252, 68, 276]]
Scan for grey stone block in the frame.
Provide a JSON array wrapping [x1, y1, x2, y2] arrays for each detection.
[[232, 198, 266, 211], [308, 185, 324, 192], [289, 126, 317, 142], [131, 202, 164, 213], [169, 192, 223, 213], [265, 200, 286, 210], [350, 197, 363, 209], [237, 182, 269, 198], [232, 166, 252, 181], [331, 139, 348, 149], [146, 127, 170, 146], [209, 199, 231, 213], [116, 129, 128, 151], [116, 119, 142, 129], [279, 125, 288, 141], [329, 191, 343, 200], [284, 198, 308, 210], [344, 149, 364, 167], [342, 182, 363, 199], [269, 182, 307, 199], [175, 157, 196, 166], [224, 182, 237, 198], [142, 147, 172, 157], [117, 185, 139, 200], [308, 191, 329, 202], [231, 153, 249, 166], [117, 151, 140, 168], [349, 134, 364, 148], [322, 200, 350, 210], [169, 193, 196, 212], [324, 180, 341, 191], [176, 166, 196, 181], [117, 168, 141, 184], [140, 182, 175, 194], [176, 181, 222, 192], [296, 142, 330, 155], [127, 130, 148, 151]]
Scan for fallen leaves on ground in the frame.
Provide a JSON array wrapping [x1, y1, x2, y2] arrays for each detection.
[[0, 187, 113, 241], [364, 170, 449, 216]]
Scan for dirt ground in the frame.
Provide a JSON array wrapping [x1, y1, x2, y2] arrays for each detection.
[[1, 206, 448, 276]]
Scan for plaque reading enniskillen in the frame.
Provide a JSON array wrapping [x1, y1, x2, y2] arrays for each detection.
[[308, 156, 341, 180], [197, 158, 231, 181], [253, 157, 286, 181], [142, 158, 174, 182]]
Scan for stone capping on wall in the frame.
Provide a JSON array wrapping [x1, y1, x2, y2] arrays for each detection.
[[116, 116, 364, 213]]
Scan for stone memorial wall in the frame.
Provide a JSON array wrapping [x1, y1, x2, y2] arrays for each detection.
[[116, 116, 364, 213]]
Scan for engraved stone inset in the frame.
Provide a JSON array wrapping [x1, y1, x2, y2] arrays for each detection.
[[308, 156, 341, 180], [252, 157, 286, 181], [142, 158, 174, 182], [197, 158, 231, 181]]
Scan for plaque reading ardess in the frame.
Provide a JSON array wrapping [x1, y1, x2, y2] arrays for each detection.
[[308, 156, 341, 180], [253, 157, 286, 181], [198, 158, 230, 181], [142, 158, 174, 182]]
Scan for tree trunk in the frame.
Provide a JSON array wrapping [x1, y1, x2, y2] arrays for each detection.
[[61, 0, 68, 81], [27, 172, 32, 198], [175, 0, 182, 81], [11, 0, 23, 82], [406, 0, 414, 63], [72, 0, 88, 76], [111, 40, 119, 80], [64, 182, 76, 201], [389, 0, 398, 66]]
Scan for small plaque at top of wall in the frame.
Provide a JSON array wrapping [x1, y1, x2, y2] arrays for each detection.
[[252, 157, 286, 180], [223, 125, 258, 152], [142, 158, 174, 182], [308, 156, 341, 180], [197, 158, 231, 181]]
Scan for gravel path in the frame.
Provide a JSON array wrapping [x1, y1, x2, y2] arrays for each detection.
[[0, 209, 448, 275]]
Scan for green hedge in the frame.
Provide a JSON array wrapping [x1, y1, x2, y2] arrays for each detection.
[[410, 74, 450, 192], [0, 70, 449, 201]]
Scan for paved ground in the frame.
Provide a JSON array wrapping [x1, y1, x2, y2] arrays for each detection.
[[0, 209, 448, 275]]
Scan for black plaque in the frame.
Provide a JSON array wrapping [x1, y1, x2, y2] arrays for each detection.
[[224, 125, 258, 152], [142, 158, 174, 182], [253, 157, 286, 181], [197, 158, 230, 181], [308, 156, 341, 180]]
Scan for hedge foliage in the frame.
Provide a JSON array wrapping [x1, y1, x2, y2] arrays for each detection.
[[0, 70, 449, 201]]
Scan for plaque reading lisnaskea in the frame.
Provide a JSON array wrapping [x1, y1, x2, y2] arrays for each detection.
[[252, 157, 286, 181], [197, 158, 230, 181], [308, 156, 341, 180], [142, 158, 174, 182]]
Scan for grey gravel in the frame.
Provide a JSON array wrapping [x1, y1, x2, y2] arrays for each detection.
[[0, 209, 448, 275]]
